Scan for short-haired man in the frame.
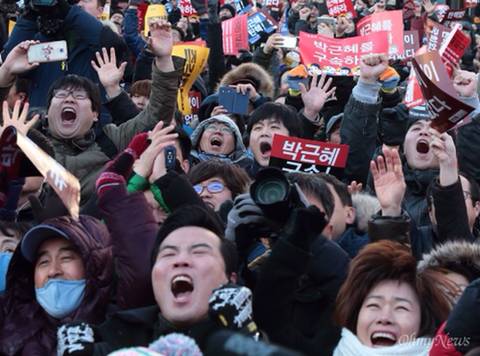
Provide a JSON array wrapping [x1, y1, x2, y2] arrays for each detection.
[[84, 206, 257, 354]]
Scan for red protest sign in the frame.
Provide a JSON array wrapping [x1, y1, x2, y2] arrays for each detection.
[[222, 14, 249, 55], [326, 0, 356, 18], [393, 30, 419, 60], [439, 8, 466, 25], [439, 24, 471, 75], [427, 21, 451, 52], [412, 51, 475, 132], [179, 0, 197, 17], [299, 31, 389, 76], [357, 10, 404, 58], [269, 134, 349, 176], [404, 70, 425, 108]]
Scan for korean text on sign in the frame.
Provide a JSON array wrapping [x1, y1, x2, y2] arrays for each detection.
[[298, 31, 389, 76]]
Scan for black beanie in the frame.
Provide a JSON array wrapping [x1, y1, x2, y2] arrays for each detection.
[[219, 3, 236, 17]]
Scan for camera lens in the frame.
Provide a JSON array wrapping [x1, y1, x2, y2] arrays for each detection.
[[254, 178, 289, 205]]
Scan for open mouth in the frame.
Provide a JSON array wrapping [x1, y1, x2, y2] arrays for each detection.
[[210, 137, 223, 148], [416, 139, 430, 154], [370, 332, 397, 347], [61, 108, 77, 124], [171, 275, 194, 299], [259, 142, 272, 155]]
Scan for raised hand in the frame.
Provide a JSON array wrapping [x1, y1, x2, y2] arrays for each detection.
[[299, 7, 311, 20], [148, 19, 173, 58], [91, 47, 127, 98], [1, 100, 38, 136], [347, 180, 363, 195], [133, 121, 178, 179], [359, 54, 389, 84], [453, 70, 478, 98], [430, 127, 457, 186], [370, 146, 406, 216], [263, 33, 284, 54], [300, 72, 336, 120], [0, 40, 40, 86]]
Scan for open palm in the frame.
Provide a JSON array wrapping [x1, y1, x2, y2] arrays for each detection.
[[370, 147, 406, 213], [91, 47, 126, 89]]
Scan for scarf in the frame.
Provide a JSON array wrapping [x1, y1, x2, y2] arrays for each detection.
[[333, 328, 432, 356]]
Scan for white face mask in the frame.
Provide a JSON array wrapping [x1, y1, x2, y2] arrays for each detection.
[[35, 278, 86, 319]]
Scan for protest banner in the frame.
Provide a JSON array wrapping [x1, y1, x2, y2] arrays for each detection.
[[172, 44, 210, 115], [179, 0, 197, 17], [357, 10, 404, 57], [404, 70, 425, 108], [392, 30, 419, 60], [247, 11, 276, 44], [298, 31, 389, 76], [222, 14, 249, 55], [326, 0, 356, 18], [234, 0, 252, 14], [144, 4, 168, 36], [269, 134, 349, 176], [412, 51, 475, 133], [427, 21, 451, 52], [439, 8, 466, 26], [439, 24, 471, 75], [0, 127, 80, 219]]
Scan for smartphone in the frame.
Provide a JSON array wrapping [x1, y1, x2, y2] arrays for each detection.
[[164, 145, 176, 172], [279, 36, 298, 49], [218, 86, 249, 115], [27, 41, 68, 64]]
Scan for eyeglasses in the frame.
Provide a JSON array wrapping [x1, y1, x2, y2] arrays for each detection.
[[53, 89, 89, 100], [204, 124, 233, 134], [193, 181, 225, 195]]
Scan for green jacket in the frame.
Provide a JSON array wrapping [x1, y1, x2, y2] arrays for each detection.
[[49, 57, 185, 204]]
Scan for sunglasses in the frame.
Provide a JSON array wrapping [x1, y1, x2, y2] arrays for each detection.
[[193, 181, 225, 195]]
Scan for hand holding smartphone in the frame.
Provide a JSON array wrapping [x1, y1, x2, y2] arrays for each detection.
[[27, 41, 68, 64], [218, 86, 249, 115]]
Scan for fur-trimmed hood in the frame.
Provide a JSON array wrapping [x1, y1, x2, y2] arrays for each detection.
[[190, 115, 251, 166], [418, 241, 480, 280], [219, 62, 274, 98]]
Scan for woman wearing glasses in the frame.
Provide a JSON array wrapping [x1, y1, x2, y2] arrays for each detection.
[[189, 159, 251, 212]]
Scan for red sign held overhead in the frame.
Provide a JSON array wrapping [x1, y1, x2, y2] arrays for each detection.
[[222, 14, 249, 55], [179, 0, 197, 17], [356, 10, 404, 58], [412, 51, 475, 133], [439, 24, 471, 76], [326, 0, 356, 18], [269, 134, 349, 175], [299, 31, 389, 76]]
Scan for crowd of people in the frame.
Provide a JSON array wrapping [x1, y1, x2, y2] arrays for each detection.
[[0, 0, 478, 354]]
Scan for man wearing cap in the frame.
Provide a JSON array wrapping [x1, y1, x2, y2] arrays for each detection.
[[0, 216, 113, 355]]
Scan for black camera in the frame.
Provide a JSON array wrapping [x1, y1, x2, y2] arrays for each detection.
[[250, 167, 309, 224]]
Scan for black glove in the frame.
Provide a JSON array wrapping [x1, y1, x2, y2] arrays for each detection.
[[57, 322, 96, 356], [225, 193, 275, 260], [283, 205, 328, 251], [444, 278, 480, 353], [208, 283, 258, 336]]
